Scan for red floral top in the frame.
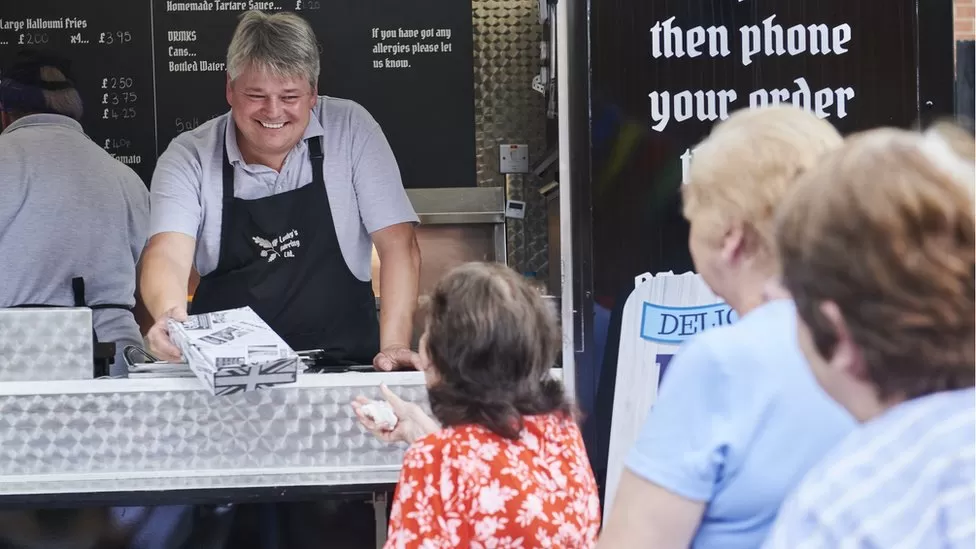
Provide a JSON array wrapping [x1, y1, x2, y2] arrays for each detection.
[[385, 413, 601, 548]]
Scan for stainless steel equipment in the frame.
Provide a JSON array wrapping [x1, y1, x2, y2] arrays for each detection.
[[0, 308, 94, 381], [374, 187, 507, 294], [373, 187, 507, 346]]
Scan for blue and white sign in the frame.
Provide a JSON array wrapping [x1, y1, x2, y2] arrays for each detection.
[[640, 302, 738, 344], [605, 271, 736, 522]]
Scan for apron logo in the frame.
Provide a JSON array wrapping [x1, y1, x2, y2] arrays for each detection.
[[252, 230, 301, 263]]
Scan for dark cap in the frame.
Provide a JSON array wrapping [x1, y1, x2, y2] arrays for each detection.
[[0, 50, 76, 114]]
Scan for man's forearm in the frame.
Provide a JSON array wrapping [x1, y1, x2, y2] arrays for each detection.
[[132, 279, 156, 335], [377, 242, 421, 349], [139, 235, 195, 319], [140, 254, 189, 319]]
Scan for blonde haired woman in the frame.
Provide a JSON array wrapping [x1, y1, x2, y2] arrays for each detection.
[[597, 106, 855, 548]]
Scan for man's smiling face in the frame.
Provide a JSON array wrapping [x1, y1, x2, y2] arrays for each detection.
[[226, 64, 316, 167]]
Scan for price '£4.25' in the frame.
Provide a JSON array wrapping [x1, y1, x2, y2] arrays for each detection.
[[102, 107, 137, 120]]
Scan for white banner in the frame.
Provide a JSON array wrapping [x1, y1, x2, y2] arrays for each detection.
[[603, 271, 737, 521]]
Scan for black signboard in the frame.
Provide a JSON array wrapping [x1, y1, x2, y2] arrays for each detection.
[[0, 0, 476, 188], [587, 0, 947, 306], [0, 2, 156, 180]]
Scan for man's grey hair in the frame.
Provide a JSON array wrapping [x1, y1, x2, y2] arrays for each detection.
[[226, 10, 320, 87], [36, 66, 83, 120]]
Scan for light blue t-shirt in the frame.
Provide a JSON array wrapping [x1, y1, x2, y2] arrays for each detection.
[[625, 299, 855, 549]]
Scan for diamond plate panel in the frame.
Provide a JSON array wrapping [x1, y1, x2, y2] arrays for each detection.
[[0, 309, 93, 382], [0, 383, 428, 481], [473, 0, 550, 279]]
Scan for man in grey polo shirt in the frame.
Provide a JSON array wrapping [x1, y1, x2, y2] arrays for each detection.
[[0, 51, 149, 374], [141, 10, 422, 372]]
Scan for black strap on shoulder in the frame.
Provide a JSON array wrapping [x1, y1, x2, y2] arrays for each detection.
[[308, 136, 324, 186], [222, 140, 236, 201]]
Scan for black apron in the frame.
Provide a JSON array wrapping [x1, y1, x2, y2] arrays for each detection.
[[189, 135, 379, 366]]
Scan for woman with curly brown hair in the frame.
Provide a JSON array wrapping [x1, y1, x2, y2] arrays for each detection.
[[352, 262, 600, 548]]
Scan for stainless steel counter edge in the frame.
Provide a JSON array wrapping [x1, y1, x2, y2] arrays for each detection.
[[0, 470, 406, 500], [375, 295, 560, 313], [0, 368, 563, 396]]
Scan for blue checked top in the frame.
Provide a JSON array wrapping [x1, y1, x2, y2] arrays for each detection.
[[764, 387, 976, 549]]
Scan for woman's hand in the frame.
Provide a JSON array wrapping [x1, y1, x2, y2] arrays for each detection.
[[352, 384, 439, 445]]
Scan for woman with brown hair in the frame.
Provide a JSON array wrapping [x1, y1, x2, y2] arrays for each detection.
[[762, 125, 975, 548], [352, 262, 600, 548]]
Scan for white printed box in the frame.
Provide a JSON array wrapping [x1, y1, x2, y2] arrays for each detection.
[[168, 307, 299, 396]]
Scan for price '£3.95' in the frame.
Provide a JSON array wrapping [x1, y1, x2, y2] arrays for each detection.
[[98, 31, 132, 45]]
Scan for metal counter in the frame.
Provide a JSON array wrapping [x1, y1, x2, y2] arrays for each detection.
[[0, 371, 426, 506], [0, 368, 562, 506]]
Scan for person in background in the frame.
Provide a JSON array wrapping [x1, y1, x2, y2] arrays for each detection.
[[0, 50, 187, 549], [140, 10, 421, 372], [596, 106, 855, 549], [0, 50, 149, 374], [762, 124, 975, 548], [353, 262, 601, 548]]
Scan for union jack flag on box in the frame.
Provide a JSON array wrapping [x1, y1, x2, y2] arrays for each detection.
[[168, 306, 299, 396]]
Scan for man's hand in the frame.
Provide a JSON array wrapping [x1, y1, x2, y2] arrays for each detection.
[[372, 344, 421, 371], [145, 306, 188, 362], [139, 232, 195, 358]]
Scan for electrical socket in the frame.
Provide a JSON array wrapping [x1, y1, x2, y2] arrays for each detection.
[[499, 144, 529, 174]]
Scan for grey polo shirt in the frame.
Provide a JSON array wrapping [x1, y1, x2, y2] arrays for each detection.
[[149, 95, 418, 281], [0, 114, 150, 374]]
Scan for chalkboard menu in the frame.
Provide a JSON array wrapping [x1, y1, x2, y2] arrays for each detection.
[[587, 0, 942, 306], [0, 0, 476, 188]]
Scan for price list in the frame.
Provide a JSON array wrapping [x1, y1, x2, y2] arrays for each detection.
[[1, 0, 476, 189], [0, 1, 156, 182]]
